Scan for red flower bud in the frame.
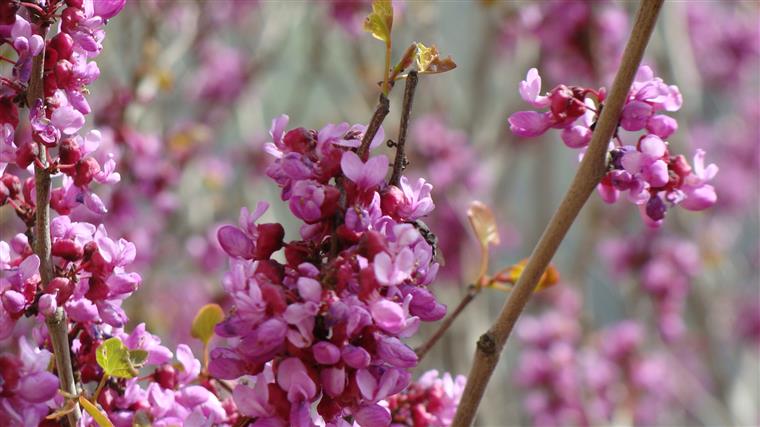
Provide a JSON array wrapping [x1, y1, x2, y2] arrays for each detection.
[[52, 239, 84, 261], [380, 185, 404, 219], [320, 186, 341, 219], [61, 7, 85, 33], [51, 33, 75, 60], [154, 364, 178, 390], [73, 157, 100, 187], [15, 141, 38, 169], [1, 174, 22, 199], [0, 97, 19, 129], [85, 276, 110, 300], [254, 223, 285, 260], [282, 128, 314, 154], [59, 137, 81, 165]]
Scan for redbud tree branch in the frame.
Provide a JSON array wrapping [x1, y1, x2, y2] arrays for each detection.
[[415, 283, 480, 360], [27, 25, 82, 425], [389, 70, 418, 186], [357, 94, 390, 160], [451, 1, 665, 425]]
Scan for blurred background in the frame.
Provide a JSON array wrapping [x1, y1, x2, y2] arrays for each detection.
[[3, 1, 758, 425]]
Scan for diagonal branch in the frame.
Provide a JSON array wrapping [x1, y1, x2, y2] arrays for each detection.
[[389, 71, 418, 186], [357, 94, 390, 160], [451, 1, 665, 425]]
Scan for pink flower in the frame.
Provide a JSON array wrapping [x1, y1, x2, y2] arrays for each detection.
[[397, 176, 434, 220], [508, 111, 553, 137], [341, 151, 388, 191], [519, 68, 551, 108], [680, 149, 718, 211], [373, 248, 414, 286], [276, 358, 317, 402]]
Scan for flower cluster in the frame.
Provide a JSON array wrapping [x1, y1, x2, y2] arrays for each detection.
[[211, 115, 446, 426], [386, 370, 466, 427], [1, 0, 133, 339], [508, 66, 717, 226], [92, 333, 233, 426], [601, 233, 701, 342], [0, 338, 59, 425], [516, 288, 678, 426], [2, 3, 123, 216], [0, 3, 228, 426], [499, 0, 628, 83]]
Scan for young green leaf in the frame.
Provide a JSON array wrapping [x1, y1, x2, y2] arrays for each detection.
[[415, 42, 457, 75], [191, 303, 224, 345], [129, 349, 149, 369], [79, 396, 115, 427], [96, 337, 137, 379], [363, 0, 393, 43]]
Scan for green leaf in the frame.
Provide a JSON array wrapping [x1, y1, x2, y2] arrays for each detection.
[[79, 396, 114, 427], [129, 349, 149, 369], [363, 0, 393, 43], [96, 337, 137, 379], [191, 303, 224, 345]]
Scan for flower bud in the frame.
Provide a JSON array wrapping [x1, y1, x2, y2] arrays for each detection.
[[61, 7, 85, 33], [50, 33, 75, 60], [645, 195, 667, 222], [380, 185, 404, 218], [282, 128, 314, 154], [46, 277, 74, 306], [154, 364, 178, 390], [59, 137, 81, 165], [254, 223, 285, 260], [73, 157, 101, 187], [1, 174, 21, 199], [52, 238, 84, 261], [85, 276, 110, 300], [15, 141, 39, 169], [1, 290, 26, 315], [38, 293, 57, 317]]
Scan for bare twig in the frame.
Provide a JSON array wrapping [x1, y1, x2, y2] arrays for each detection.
[[389, 71, 418, 186], [27, 27, 82, 426], [451, 1, 664, 425], [415, 284, 480, 361], [357, 94, 390, 160]]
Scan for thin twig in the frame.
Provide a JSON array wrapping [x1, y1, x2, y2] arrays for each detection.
[[27, 26, 82, 425], [357, 94, 390, 160], [415, 284, 480, 361], [451, 1, 664, 425], [389, 71, 418, 186]]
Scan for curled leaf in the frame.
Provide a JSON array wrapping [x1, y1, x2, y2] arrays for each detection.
[[495, 258, 560, 291], [364, 0, 393, 44], [79, 396, 115, 427], [191, 303, 225, 345], [415, 42, 457, 75], [468, 201, 500, 283], [467, 201, 500, 248]]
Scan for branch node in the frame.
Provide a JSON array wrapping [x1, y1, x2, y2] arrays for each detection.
[[476, 332, 497, 355]]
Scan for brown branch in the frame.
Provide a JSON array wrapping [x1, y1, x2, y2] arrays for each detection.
[[27, 27, 82, 426], [415, 283, 480, 361], [389, 71, 418, 186], [451, 1, 664, 425], [357, 94, 390, 160]]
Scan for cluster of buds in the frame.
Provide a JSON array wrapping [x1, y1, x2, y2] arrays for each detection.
[[509, 66, 717, 226], [211, 115, 446, 426]]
